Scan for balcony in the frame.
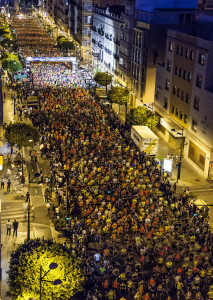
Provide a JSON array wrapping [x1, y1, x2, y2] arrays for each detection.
[[92, 26, 97, 32], [92, 38, 96, 44], [98, 42, 103, 49]]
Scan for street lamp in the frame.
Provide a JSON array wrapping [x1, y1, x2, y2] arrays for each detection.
[[39, 263, 62, 300], [177, 128, 184, 183]]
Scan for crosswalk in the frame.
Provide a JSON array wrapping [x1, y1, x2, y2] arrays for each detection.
[[189, 185, 213, 194], [1, 207, 34, 225]]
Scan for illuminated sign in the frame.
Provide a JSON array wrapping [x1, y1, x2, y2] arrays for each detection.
[[164, 158, 173, 173]]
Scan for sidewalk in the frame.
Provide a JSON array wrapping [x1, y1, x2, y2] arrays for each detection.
[[0, 83, 65, 300]]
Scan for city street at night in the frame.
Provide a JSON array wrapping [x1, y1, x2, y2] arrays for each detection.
[[0, 1, 213, 300]]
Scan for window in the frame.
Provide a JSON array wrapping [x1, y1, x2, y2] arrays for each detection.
[[178, 68, 182, 77], [198, 53, 205, 65], [191, 119, 198, 132], [185, 48, 189, 58], [155, 91, 159, 100], [185, 93, 190, 103], [175, 108, 178, 117], [183, 70, 186, 80], [179, 111, 183, 120], [163, 97, 168, 109], [171, 105, 174, 114], [193, 96, 200, 111], [184, 114, 187, 124], [165, 80, 170, 91], [167, 60, 171, 72], [173, 85, 176, 95], [190, 50, 194, 60], [180, 47, 184, 56], [181, 91, 184, 101], [196, 75, 202, 88], [177, 88, 180, 98], [168, 41, 173, 52], [176, 45, 180, 55], [174, 66, 178, 75], [188, 72, 192, 82]]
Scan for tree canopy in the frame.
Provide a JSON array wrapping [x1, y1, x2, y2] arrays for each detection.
[[2, 57, 22, 73], [4, 122, 39, 149], [94, 72, 112, 87], [127, 106, 160, 127], [57, 36, 74, 51], [108, 86, 129, 105], [7, 238, 84, 300]]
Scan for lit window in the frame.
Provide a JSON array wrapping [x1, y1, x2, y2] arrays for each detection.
[[198, 53, 205, 65], [168, 41, 173, 52], [196, 75, 202, 88], [167, 60, 171, 72], [165, 80, 170, 91], [190, 50, 194, 60], [188, 72, 192, 82]]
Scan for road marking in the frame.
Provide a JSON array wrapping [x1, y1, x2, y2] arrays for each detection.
[[35, 189, 37, 194]]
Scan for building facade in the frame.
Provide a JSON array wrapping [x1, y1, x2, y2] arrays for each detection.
[[155, 23, 213, 179], [91, 5, 124, 80], [130, 9, 199, 108], [68, 0, 99, 62]]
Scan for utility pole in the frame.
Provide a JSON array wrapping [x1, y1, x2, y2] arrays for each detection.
[[26, 191, 30, 241]]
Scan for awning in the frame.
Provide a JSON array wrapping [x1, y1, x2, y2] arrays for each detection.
[[160, 117, 184, 137]]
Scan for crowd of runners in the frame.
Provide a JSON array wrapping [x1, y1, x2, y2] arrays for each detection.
[[28, 86, 213, 300], [31, 63, 87, 88], [7, 11, 213, 300]]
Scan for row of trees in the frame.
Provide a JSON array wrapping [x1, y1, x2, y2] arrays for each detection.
[[94, 72, 159, 127], [0, 17, 22, 73]]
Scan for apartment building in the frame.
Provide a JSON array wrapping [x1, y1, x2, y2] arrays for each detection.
[[68, 0, 99, 61], [41, 0, 69, 32], [130, 8, 199, 108], [91, 5, 124, 80], [155, 21, 213, 179], [118, 0, 135, 89]]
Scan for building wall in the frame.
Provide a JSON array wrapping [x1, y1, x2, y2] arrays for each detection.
[[155, 28, 213, 179], [91, 7, 122, 80], [135, 0, 198, 11]]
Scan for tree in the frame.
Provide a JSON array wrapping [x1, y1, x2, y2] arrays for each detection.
[[2, 57, 22, 73], [108, 86, 129, 105], [7, 238, 84, 300], [4, 122, 39, 149], [127, 106, 160, 127], [94, 72, 112, 88]]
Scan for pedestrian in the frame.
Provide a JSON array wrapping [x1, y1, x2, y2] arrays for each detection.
[[6, 219, 12, 236], [12, 220, 19, 237], [34, 150, 37, 162], [7, 179, 11, 192], [1, 178, 4, 189], [46, 201, 50, 215]]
